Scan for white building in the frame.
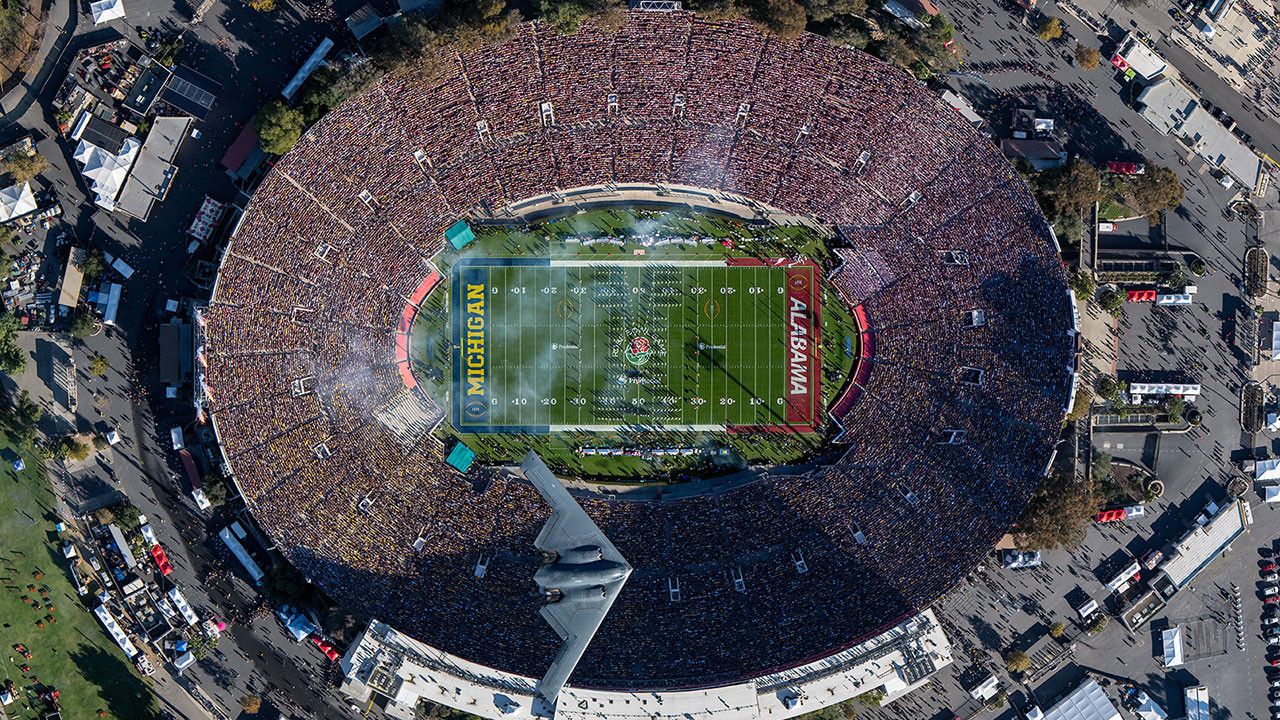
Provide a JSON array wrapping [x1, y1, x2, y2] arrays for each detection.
[[339, 610, 954, 720], [1110, 33, 1168, 80], [1136, 77, 1265, 194]]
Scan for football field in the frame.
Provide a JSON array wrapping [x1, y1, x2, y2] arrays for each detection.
[[450, 258, 821, 433]]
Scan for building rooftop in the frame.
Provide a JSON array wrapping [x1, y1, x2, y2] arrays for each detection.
[[1112, 33, 1168, 79], [1031, 678, 1122, 720], [1157, 498, 1249, 590], [121, 60, 171, 117], [1178, 106, 1264, 190], [1136, 77, 1198, 135], [1136, 77, 1263, 191], [340, 611, 954, 720], [117, 117, 190, 220]]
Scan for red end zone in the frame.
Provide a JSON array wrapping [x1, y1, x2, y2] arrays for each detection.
[[728, 258, 821, 433], [396, 271, 442, 391]]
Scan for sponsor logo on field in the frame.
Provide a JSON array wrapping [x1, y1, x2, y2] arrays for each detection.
[[625, 336, 654, 367]]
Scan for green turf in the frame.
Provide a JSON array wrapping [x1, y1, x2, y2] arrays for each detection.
[[413, 207, 856, 476], [0, 431, 161, 720], [461, 262, 806, 430]]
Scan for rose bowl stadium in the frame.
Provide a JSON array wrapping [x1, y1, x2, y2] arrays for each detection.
[[199, 9, 1077, 720]]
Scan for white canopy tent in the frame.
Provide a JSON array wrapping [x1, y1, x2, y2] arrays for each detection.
[[0, 182, 36, 221], [1257, 458, 1280, 483], [90, 0, 126, 23], [1134, 692, 1168, 720], [1265, 486, 1280, 503], [1162, 626, 1184, 667], [73, 137, 140, 210]]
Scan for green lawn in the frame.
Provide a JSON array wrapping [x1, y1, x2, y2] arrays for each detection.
[[0, 430, 161, 720]]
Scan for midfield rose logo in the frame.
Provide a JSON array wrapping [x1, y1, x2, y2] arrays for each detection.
[[624, 336, 653, 367]]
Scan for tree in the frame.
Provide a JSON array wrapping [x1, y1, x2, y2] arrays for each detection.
[[1074, 43, 1100, 70], [1006, 649, 1031, 673], [827, 22, 871, 48], [81, 247, 108, 279], [50, 435, 89, 461], [113, 502, 142, 530], [1065, 386, 1091, 422], [1037, 16, 1062, 41], [1094, 375, 1120, 402], [249, 0, 275, 10], [1163, 397, 1185, 424], [1098, 288, 1123, 317], [1015, 472, 1099, 551], [92, 433, 108, 450], [1068, 270, 1095, 301], [255, 101, 306, 156], [203, 476, 229, 505], [1054, 212, 1085, 245], [0, 311, 26, 374], [1129, 166, 1185, 222], [1, 389, 43, 443], [747, 0, 809, 38], [1049, 621, 1065, 638], [541, 0, 597, 32], [1091, 451, 1112, 483], [296, 58, 383, 125], [68, 310, 95, 339], [0, 225, 13, 245], [684, 0, 747, 20], [803, 0, 868, 21], [239, 696, 262, 714], [90, 353, 109, 377], [1043, 159, 1102, 217], [1, 150, 47, 183]]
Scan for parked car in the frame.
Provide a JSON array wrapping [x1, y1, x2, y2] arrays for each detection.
[[1264, 573, 1278, 582], [1265, 595, 1279, 605], [1265, 586, 1278, 597], [1264, 616, 1279, 626], [1003, 550, 1042, 569], [1264, 561, 1277, 570]]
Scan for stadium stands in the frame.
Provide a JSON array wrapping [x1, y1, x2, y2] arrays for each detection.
[[204, 12, 1073, 691]]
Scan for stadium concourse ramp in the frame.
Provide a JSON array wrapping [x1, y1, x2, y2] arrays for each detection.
[[338, 611, 952, 720]]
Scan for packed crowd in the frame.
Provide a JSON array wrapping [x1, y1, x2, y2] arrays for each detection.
[[203, 12, 1073, 690]]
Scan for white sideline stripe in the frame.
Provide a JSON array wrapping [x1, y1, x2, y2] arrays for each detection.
[[551, 424, 727, 432], [549, 260, 728, 267]]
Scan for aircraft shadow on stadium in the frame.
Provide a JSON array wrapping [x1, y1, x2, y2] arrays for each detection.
[[280, 496, 918, 691]]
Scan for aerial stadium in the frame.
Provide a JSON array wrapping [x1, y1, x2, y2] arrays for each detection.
[[201, 9, 1077, 720]]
